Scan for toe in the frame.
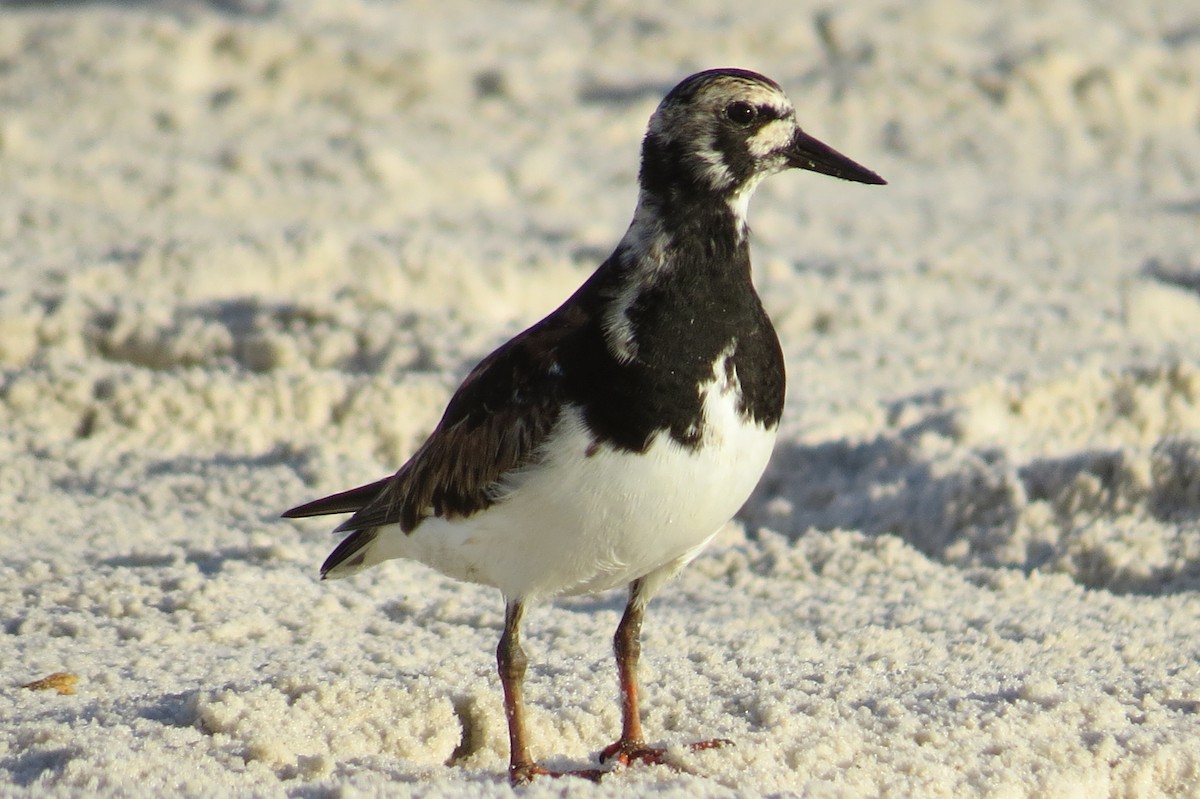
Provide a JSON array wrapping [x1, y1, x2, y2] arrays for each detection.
[[509, 763, 605, 784], [599, 738, 734, 769]]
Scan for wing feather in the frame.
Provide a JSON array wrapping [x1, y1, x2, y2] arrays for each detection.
[[283, 301, 591, 538]]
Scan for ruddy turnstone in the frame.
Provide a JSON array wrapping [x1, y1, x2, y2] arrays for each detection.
[[284, 68, 885, 784]]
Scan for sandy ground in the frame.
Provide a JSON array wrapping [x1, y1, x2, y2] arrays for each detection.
[[2, 1, 1200, 796]]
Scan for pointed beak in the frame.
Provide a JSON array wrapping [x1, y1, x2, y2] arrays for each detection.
[[786, 129, 886, 185]]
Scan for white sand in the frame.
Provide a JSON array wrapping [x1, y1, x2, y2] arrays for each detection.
[[3, 1, 1199, 796]]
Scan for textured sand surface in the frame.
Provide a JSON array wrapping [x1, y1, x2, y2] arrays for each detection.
[[3, 1, 1199, 796]]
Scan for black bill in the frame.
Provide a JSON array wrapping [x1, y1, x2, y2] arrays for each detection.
[[786, 129, 887, 185]]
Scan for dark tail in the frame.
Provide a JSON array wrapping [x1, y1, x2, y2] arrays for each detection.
[[281, 477, 392, 519]]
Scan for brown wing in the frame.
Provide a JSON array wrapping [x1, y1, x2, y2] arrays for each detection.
[[283, 302, 589, 537]]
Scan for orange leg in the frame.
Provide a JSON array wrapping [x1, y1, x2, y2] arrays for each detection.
[[497, 600, 604, 784], [599, 580, 733, 768]]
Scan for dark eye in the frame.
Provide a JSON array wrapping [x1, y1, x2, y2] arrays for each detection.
[[725, 101, 757, 126]]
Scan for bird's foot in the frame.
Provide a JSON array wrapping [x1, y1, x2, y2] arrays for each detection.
[[509, 762, 605, 785], [598, 737, 733, 768]]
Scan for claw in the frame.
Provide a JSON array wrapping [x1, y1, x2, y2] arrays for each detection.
[[509, 763, 605, 785], [599, 741, 662, 766], [599, 738, 733, 768]]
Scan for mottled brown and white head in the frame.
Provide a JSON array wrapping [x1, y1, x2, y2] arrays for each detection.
[[605, 69, 885, 362], [639, 69, 885, 223]]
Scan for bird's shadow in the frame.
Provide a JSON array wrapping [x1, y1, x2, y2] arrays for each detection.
[[739, 403, 1200, 597]]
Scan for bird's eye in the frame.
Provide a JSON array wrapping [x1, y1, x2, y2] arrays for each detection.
[[725, 101, 757, 126]]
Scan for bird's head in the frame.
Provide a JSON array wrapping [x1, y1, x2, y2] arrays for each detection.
[[640, 68, 885, 214]]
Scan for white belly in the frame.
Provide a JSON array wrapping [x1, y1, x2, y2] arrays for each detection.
[[360, 378, 777, 600]]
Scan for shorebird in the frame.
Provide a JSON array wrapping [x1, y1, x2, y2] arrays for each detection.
[[284, 68, 885, 783]]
